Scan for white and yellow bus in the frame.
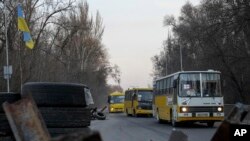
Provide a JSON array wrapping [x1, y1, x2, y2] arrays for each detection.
[[124, 88, 153, 117], [153, 70, 224, 127], [108, 91, 125, 113]]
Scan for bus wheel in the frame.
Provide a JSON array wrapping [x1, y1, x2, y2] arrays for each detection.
[[133, 110, 138, 117], [156, 111, 163, 123], [126, 109, 130, 117], [207, 121, 214, 127]]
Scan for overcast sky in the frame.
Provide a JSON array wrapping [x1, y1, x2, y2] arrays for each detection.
[[86, 0, 200, 90]]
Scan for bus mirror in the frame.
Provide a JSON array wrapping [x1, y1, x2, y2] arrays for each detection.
[[173, 80, 177, 88], [132, 94, 137, 100], [107, 96, 110, 103]]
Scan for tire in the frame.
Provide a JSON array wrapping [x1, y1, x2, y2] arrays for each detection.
[[0, 136, 15, 141], [207, 121, 215, 127], [0, 114, 12, 136], [156, 110, 164, 124], [126, 109, 132, 117], [21, 82, 87, 107], [39, 107, 91, 127], [48, 127, 91, 137], [126, 109, 129, 117], [0, 93, 21, 112], [133, 109, 138, 117], [94, 112, 106, 120]]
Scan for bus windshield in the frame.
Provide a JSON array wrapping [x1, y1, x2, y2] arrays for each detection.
[[202, 73, 221, 97], [110, 95, 124, 104], [137, 91, 153, 102], [179, 73, 221, 97]]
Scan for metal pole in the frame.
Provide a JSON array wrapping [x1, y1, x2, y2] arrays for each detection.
[[165, 51, 168, 75], [179, 43, 183, 71], [3, 0, 10, 92], [19, 39, 23, 91]]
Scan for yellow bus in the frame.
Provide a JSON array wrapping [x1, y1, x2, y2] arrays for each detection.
[[153, 70, 224, 127], [124, 88, 153, 117], [108, 91, 125, 113]]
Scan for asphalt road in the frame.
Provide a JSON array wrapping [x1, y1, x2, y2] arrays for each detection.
[[90, 113, 220, 141]]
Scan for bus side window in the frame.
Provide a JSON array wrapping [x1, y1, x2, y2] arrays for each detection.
[[163, 79, 166, 94], [132, 93, 137, 100], [173, 79, 177, 88], [167, 78, 170, 95], [160, 81, 163, 94], [157, 81, 160, 94], [160, 80, 164, 95], [172, 75, 178, 105], [128, 91, 132, 100], [170, 78, 173, 95], [125, 92, 127, 100]]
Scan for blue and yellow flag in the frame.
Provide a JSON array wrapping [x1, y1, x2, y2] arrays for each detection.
[[17, 4, 34, 49]]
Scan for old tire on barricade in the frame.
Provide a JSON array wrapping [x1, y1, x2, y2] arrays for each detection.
[[0, 136, 15, 141], [21, 82, 87, 107], [0, 93, 20, 112], [94, 112, 106, 120], [0, 94, 20, 136], [48, 127, 91, 137], [0, 114, 12, 136], [39, 107, 91, 127]]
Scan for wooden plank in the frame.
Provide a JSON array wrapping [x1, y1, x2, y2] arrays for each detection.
[[3, 97, 51, 141]]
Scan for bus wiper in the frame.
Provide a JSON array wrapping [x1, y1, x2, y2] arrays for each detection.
[[186, 94, 192, 98], [182, 97, 191, 105]]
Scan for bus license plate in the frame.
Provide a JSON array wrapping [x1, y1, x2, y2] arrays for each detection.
[[196, 112, 209, 117]]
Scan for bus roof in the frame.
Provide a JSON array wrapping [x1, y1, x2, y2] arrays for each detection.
[[155, 70, 221, 81], [109, 91, 124, 96], [125, 88, 153, 91]]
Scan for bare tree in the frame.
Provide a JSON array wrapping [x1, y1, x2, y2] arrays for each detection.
[[0, 0, 121, 106], [153, 0, 250, 103]]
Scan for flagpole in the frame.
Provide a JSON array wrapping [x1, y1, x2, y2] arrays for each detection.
[[18, 37, 23, 91], [3, 0, 10, 92]]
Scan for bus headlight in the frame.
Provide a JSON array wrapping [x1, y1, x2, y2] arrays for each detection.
[[111, 108, 114, 111], [181, 107, 187, 112], [217, 107, 222, 112]]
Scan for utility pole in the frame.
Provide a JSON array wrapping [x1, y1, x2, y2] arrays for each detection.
[[2, 0, 11, 92], [179, 43, 183, 71], [165, 29, 171, 76]]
